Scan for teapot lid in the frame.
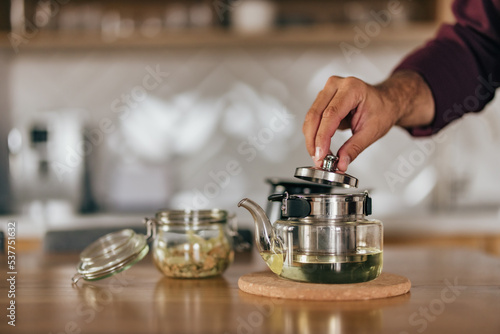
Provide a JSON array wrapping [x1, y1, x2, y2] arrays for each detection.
[[294, 154, 358, 188]]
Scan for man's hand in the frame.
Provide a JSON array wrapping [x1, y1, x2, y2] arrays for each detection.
[[302, 70, 435, 171]]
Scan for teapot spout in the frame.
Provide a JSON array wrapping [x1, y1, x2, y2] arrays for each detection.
[[237, 198, 274, 255]]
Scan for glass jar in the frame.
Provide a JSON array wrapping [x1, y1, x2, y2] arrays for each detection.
[[149, 209, 235, 278], [72, 209, 237, 284]]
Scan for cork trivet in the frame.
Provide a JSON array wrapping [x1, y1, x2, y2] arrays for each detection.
[[238, 271, 411, 301]]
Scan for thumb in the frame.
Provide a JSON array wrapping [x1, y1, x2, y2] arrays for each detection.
[[336, 127, 378, 172]]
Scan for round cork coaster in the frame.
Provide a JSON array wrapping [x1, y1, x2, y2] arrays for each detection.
[[238, 271, 411, 301]]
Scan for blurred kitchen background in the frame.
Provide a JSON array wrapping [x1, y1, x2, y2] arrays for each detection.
[[1, 0, 500, 254]]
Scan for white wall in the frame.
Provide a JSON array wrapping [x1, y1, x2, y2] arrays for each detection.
[[5, 42, 500, 232]]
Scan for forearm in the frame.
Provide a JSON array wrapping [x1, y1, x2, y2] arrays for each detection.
[[393, 0, 500, 136], [376, 70, 435, 129]]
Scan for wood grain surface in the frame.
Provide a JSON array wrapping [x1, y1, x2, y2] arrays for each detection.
[[0, 247, 499, 334]]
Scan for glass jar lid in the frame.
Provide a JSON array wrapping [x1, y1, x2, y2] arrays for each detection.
[[72, 220, 155, 284], [294, 154, 358, 188]]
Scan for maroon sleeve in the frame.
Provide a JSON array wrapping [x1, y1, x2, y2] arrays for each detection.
[[394, 0, 500, 136]]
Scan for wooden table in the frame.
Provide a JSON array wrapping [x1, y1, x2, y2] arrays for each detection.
[[1, 246, 499, 334]]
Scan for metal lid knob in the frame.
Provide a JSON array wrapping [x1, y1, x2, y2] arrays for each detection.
[[294, 154, 358, 188], [322, 154, 339, 171]]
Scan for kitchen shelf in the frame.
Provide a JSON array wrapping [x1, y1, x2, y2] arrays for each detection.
[[0, 23, 439, 51], [1, 0, 450, 51]]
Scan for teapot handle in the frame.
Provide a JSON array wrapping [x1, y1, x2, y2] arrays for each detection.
[[267, 193, 286, 202], [268, 192, 311, 218]]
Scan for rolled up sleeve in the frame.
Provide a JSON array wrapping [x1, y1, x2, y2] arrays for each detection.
[[394, 0, 500, 136]]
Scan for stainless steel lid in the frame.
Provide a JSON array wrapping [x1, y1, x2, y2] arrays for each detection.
[[294, 154, 358, 188]]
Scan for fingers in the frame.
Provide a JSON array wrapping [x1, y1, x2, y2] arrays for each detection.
[[314, 87, 363, 166], [336, 124, 380, 172], [304, 76, 372, 170], [303, 82, 339, 158], [338, 113, 353, 130]]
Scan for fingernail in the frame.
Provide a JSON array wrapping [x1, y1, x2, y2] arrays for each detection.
[[314, 147, 321, 161]]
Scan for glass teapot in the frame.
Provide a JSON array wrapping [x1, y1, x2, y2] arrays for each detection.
[[238, 154, 383, 284]]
